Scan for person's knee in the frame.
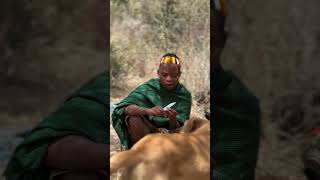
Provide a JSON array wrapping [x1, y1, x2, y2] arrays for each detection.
[[127, 116, 149, 133], [126, 116, 151, 142]]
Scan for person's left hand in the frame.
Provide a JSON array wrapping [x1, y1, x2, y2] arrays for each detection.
[[165, 108, 177, 120], [165, 108, 179, 129]]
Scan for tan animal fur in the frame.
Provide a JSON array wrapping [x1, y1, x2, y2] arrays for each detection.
[[110, 117, 210, 180]]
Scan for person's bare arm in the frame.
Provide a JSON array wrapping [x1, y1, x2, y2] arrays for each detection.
[[124, 104, 148, 116], [46, 135, 108, 170], [125, 104, 166, 117], [125, 105, 179, 129]]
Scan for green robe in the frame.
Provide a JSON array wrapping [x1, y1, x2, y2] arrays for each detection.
[[212, 65, 261, 180], [112, 78, 192, 149], [3, 72, 109, 180]]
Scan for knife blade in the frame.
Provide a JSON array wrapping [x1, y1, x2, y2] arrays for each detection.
[[163, 102, 176, 111]]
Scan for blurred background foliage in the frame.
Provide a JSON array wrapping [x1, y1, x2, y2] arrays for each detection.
[[222, 0, 320, 179], [0, 0, 108, 125]]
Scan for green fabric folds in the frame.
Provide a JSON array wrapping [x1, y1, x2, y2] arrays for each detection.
[[3, 72, 109, 180], [112, 78, 192, 149], [212, 65, 261, 180]]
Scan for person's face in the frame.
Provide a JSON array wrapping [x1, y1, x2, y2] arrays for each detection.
[[158, 64, 181, 90]]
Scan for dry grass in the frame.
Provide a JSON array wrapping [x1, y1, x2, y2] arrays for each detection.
[[110, 0, 210, 101]]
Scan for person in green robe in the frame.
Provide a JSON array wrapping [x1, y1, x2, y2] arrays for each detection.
[[112, 53, 192, 150], [3, 72, 109, 180], [211, 0, 261, 179]]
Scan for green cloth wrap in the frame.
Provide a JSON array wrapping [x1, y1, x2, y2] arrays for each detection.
[[3, 72, 109, 180], [112, 78, 192, 149], [212, 65, 261, 180]]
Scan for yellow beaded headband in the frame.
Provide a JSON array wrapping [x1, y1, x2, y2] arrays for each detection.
[[160, 54, 180, 65]]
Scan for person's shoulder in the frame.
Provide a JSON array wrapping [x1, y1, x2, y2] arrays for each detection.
[[65, 71, 108, 106], [178, 83, 192, 97], [136, 78, 160, 89], [78, 71, 108, 90], [127, 78, 160, 95], [145, 78, 159, 85]]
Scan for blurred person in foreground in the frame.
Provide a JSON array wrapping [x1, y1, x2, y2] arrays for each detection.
[[112, 53, 192, 150], [211, 0, 261, 179], [3, 72, 109, 180]]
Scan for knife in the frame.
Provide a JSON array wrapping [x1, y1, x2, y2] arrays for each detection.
[[163, 102, 176, 111]]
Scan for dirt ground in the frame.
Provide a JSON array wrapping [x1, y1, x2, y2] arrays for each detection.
[[256, 140, 307, 180]]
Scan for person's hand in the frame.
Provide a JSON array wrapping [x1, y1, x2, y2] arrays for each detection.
[[146, 106, 166, 117], [165, 108, 177, 122], [166, 108, 179, 129]]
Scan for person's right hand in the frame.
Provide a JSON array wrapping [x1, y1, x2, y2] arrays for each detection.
[[146, 106, 166, 117]]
